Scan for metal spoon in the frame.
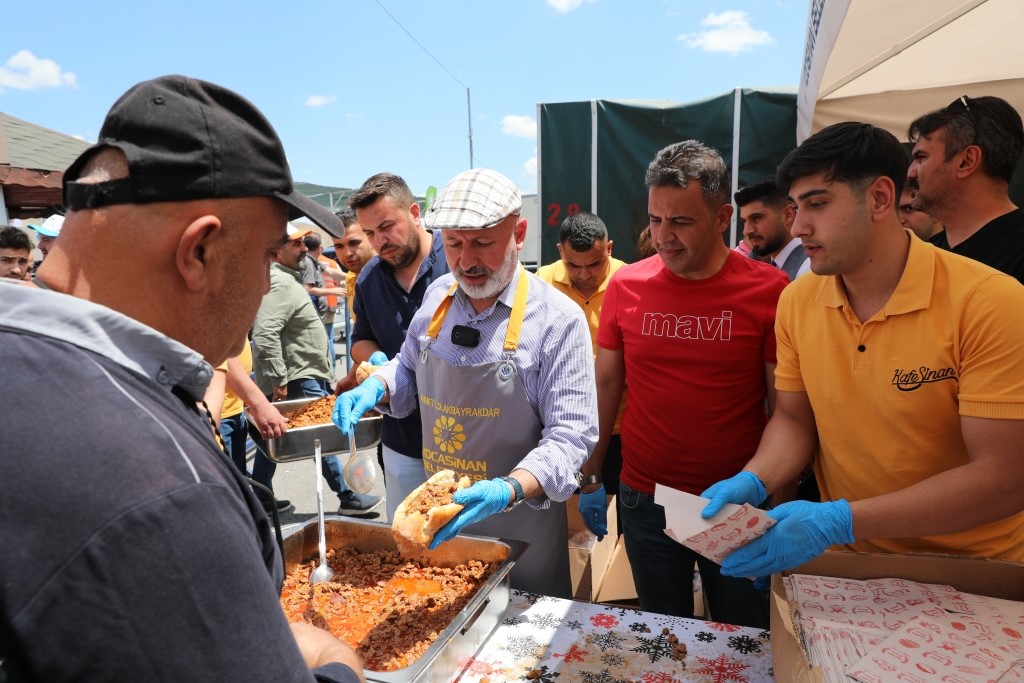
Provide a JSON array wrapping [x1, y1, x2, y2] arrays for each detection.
[[310, 438, 335, 584], [343, 427, 378, 494]]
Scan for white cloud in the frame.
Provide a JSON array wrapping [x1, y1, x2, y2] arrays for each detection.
[[501, 114, 537, 139], [0, 50, 77, 92], [547, 0, 595, 13], [524, 155, 538, 176], [305, 95, 337, 107], [678, 11, 774, 55]]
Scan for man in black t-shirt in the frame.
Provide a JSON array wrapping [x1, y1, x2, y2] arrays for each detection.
[[907, 95, 1024, 282]]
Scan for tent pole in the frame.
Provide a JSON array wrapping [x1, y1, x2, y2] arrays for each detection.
[[730, 88, 742, 248], [591, 100, 598, 215]]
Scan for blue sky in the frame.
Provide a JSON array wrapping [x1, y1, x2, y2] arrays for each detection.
[[0, 1, 808, 197]]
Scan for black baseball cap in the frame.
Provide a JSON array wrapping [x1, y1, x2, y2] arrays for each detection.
[[63, 75, 342, 236]]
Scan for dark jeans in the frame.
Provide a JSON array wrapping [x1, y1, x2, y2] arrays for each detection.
[[618, 481, 769, 629], [251, 378, 348, 500], [602, 434, 623, 497], [218, 411, 249, 476]]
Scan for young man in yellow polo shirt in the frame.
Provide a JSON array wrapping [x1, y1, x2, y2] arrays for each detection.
[[536, 212, 626, 500], [332, 207, 376, 325], [702, 121, 1024, 576]]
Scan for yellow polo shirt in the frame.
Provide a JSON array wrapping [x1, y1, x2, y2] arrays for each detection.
[[536, 257, 627, 433], [345, 271, 357, 323], [220, 342, 252, 420], [775, 234, 1024, 560]]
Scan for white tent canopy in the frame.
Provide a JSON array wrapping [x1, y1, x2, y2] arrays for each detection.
[[797, 0, 1024, 143]]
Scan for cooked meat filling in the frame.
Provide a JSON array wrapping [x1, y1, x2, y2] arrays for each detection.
[[284, 396, 336, 428], [409, 480, 460, 515], [281, 547, 497, 672]]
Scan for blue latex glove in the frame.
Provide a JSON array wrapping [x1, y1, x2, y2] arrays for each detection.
[[429, 479, 513, 549], [367, 351, 388, 366], [578, 485, 608, 541], [332, 377, 385, 435], [700, 471, 767, 519], [720, 499, 854, 577]]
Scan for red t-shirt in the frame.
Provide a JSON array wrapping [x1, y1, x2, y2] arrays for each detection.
[[597, 251, 788, 495]]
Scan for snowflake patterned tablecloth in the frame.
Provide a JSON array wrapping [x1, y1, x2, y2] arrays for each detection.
[[450, 590, 773, 683]]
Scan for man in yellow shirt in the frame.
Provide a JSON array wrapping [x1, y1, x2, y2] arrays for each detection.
[[332, 207, 376, 325], [703, 121, 1024, 575], [536, 212, 625, 505]]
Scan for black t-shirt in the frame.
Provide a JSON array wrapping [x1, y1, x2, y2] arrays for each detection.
[[929, 208, 1024, 283]]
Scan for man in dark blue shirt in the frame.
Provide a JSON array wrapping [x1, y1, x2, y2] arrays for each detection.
[[344, 172, 450, 521], [2, 75, 362, 683]]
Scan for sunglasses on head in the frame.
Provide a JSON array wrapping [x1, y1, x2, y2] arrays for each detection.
[[946, 95, 977, 141]]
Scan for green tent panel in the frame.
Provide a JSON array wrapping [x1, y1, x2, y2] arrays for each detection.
[[539, 90, 797, 265], [537, 101, 593, 264]]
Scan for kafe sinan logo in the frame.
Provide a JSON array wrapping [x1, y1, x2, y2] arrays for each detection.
[[891, 366, 958, 392]]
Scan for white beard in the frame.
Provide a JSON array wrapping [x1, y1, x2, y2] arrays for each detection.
[[456, 241, 519, 301]]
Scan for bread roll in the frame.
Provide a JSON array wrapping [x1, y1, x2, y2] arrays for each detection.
[[355, 361, 376, 384], [392, 469, 471, 557]]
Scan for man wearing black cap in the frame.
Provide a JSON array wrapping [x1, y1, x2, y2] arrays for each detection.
[[335, 168, 598, 599], [0, 76, 362, 682]]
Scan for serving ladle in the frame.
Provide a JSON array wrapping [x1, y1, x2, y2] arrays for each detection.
[[310, 438, 335, 585], [342, 427, 379, 494]]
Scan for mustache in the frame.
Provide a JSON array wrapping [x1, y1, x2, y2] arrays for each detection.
[[457, 266, 490, 277], [905, 177, 919, 191]]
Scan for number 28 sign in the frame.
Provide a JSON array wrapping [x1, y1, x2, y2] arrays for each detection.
[[546, 202, 581, 227]]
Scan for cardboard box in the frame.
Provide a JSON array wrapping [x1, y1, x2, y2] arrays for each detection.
[[771, 551, 1024, 683], [566, 494, 618, 602], [595, 535, 638, 604]]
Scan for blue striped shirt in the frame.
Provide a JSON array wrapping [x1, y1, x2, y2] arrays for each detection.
[[375, 267, 598, 503]]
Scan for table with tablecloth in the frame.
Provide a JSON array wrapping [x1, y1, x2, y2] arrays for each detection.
[[451, 590, 773, 682]]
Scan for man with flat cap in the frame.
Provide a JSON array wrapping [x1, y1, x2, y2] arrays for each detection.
[[0, 76, 363, 682], [334, 168, 598, 598]]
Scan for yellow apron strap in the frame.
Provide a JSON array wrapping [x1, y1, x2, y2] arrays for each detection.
[[504, 266, 529, 353], [424, 267, 529, 352], [425, 282, 461, 339]]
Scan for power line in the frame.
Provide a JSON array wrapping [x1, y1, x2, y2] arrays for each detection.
[[372, 0, 475, 168], [373, 0, 468, 90]]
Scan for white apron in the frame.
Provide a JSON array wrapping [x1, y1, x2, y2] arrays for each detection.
[[416, 273, 571, 598]]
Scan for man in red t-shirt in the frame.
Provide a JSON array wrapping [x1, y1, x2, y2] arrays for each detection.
[[579, 140, 788, 628]]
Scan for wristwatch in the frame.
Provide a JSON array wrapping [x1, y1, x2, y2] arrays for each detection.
[[577, 473, 602, 488], [498, 476, 525, 512]]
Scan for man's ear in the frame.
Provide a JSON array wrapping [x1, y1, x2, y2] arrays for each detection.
[[716, 203, 734, 233], [867, 176, 897, 221], [514, 217, 528, 251], [782, 203, 796, 228], [956, 145, 983, 179], [606, 240, 614, 256], [176, 215, 222, 292]]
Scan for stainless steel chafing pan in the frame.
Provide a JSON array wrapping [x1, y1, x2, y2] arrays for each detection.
[[247, 397, 382, 462], [282, 516, 527, 683]]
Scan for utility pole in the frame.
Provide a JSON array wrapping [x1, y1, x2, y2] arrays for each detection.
[[467, 87, 474, 169]]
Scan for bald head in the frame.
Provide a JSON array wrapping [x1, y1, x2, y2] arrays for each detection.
[[41, 148, 289, 364]]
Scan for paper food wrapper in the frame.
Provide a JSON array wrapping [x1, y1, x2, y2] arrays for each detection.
[[654, 483, 775, 564]]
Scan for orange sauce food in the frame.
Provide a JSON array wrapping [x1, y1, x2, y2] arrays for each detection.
[[281, 547, 496, 671]]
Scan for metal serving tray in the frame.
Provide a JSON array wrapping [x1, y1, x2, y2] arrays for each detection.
[[247, 397, 382, 462], [282, 517, 527, 683]]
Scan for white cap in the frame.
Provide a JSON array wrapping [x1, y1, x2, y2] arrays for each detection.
[[422, 168, 521, 230], [29, 215, 65, 237]]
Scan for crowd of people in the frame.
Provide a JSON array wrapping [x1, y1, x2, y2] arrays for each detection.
[[3, 70, 1024, 681]]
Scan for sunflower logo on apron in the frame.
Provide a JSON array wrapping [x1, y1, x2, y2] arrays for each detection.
[[433, 416, 466, 453]]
